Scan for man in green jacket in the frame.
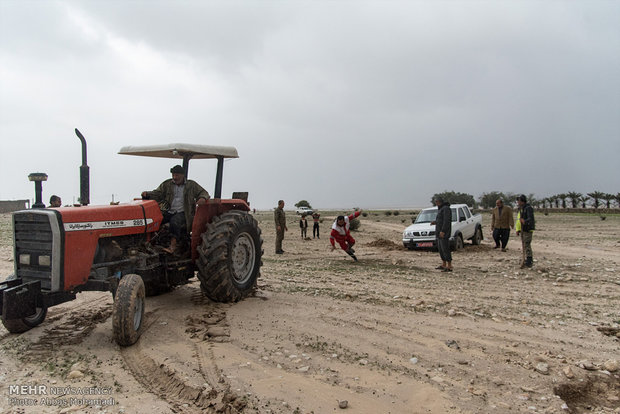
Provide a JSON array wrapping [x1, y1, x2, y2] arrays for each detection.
[[274, 200, 287, 254], [142, 165, 210, 253]]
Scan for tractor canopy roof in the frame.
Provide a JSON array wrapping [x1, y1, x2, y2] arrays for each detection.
[[118, 143, 239, 159]]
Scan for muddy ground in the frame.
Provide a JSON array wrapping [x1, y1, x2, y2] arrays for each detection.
[[0, 210, 619, 414]]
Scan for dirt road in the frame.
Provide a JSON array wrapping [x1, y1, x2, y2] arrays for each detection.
[[0, 211, 618, 413]]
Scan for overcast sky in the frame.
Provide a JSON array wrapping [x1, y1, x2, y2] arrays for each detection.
[[1, 0, 618, 210]]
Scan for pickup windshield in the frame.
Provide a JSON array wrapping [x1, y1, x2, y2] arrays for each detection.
[[414, 210, 437, 224], [414, 208, 459, 224]]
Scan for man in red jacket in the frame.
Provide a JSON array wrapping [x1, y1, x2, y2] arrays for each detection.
[[330, 210, 362, 261]]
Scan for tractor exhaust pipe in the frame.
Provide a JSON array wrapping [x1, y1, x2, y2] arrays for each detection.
[[74, 128, 90, 206]]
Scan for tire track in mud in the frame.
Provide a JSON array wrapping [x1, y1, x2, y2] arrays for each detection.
[[121, 295, 251, 414], [44, 294, 111, 323], [121, 344, 216, 413], [186, 306, 238, 402], [27, 306, 112, 357], [314, 299, 619, 411], [0, 295, 111, 344], [190, 289, 212, 306], [1, 295, 113, 361]]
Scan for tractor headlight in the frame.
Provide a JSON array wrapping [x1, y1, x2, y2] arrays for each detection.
[[39, 255, 51, 267]]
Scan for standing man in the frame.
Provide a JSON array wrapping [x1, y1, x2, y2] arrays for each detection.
[[49, 195, 62, 208], [312, 211, 321, 239], [434, 197, 453, 272], [491, 199, 514, 251], [274, 200, 287, 254], [516, 194, 535, 268], [299, 214, 308, 239], [330, 210, 361, 261], [142, 165, 209, 254]]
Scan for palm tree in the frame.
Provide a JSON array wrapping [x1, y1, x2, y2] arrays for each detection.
[[552, 195, 560, 208], [545, 197, 555, 209], [602, 193, 615, 209], [587, 191, 605, 209], [578, 195, 590, 208], [557, 193, 568, 209], [616, 193, 620, 208], [567, 192, 582, 208]]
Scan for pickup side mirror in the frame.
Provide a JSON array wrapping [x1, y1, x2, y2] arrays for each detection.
[[459, 216, 466, 222]]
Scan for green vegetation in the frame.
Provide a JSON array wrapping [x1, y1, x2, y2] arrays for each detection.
[[431, 191, 477, 208], [294, 200, 312, 209]]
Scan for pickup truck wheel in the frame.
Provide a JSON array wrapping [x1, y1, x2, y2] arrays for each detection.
[[472, 227, 483, 245], [197, 210, 263, 302], [453, 234, 464, 251], [112, 274, 145, 346]]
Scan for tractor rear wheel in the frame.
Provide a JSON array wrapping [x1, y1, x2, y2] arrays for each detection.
[[197, 210, 263, 302], [112, 274, 145, 346]]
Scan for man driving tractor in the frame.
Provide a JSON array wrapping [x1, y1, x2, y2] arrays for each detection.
[[142, 165, 210, 254]]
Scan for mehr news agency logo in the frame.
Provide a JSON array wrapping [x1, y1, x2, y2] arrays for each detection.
[[8, 384, 115, 408]]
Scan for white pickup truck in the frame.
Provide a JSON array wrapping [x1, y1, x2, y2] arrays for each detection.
[[402, 204, 483, 250], [295, 206, 314, 215]]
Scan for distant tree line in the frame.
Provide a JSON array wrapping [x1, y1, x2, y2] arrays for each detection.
[[432, 191, 620, 209], [295, 200, 312, 209]]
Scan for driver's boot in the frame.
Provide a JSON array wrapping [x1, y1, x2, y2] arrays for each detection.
[[164, 237, 177, 254]]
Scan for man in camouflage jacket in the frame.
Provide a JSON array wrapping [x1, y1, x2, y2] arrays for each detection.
[[274, 200, 287, 254]]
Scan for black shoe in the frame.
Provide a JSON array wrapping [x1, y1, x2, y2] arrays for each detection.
[[494, 245, 500, 249], [525, 257, 533, 267], [276, 250, 284, 254], [351, 254, 358, 262]]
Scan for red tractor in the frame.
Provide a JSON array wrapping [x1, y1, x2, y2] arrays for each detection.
[[0, 129, 262, 346]]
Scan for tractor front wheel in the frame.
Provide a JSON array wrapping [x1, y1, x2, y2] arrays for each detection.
[[2, 306, 47, 334], [112, 274, 145, 346], [197, 211, 263, 302]]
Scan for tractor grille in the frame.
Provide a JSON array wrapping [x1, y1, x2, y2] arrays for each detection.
[[13, 211, 56, 290]]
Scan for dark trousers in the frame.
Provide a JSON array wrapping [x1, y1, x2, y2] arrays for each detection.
[[313, 223, 320, 238], [437, 237, 452, 262], [492, 228, 510, 248], [162, 211, 187, 241], [276, 229, 284, 252]]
